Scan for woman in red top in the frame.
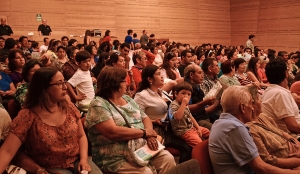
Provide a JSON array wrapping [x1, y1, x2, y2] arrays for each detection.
[[0, 67, 102, 174], [99, 30, 112, 46]]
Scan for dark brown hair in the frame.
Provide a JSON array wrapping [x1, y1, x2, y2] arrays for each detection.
[[96, 66, 127, 99], [175, 81, 193, 94], [161, 52, 176, 80], [24, 67, 68, 113]]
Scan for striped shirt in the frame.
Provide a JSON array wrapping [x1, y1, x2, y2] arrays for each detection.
[[235, 73, 253, 86]]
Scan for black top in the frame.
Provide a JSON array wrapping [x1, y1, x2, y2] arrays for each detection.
[[177, 64, 188, 77], [185, 78, 207, 121], [38, 24, 52, 36], [0, 25, 13, 36]]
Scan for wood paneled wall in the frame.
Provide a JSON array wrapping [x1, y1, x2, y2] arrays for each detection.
[[1, 0, 231, 47], [2, 0, 299, 52], [230, 0, 300, 52]]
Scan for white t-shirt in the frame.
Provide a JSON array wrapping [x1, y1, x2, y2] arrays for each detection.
[[262, 84, 300, 133], [0, 108, 12, 141], [39, 45, 48, 53], [68, 69, 95, 109]]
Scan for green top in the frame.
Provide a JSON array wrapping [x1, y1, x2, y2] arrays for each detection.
[[85, 95, 147, 173]]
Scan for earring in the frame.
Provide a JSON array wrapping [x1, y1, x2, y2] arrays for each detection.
[[150, 82, 152, 85]]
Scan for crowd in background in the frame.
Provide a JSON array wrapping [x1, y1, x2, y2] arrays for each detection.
[[0, 28, 300, 174]]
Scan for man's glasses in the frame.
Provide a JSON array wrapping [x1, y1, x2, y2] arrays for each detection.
[[49, 81, 67, 88]]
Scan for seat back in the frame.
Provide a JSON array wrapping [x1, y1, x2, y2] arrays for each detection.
[[192, 140, 214, 174], [164, 159, 201, 174], [7, 99, 20, 120]]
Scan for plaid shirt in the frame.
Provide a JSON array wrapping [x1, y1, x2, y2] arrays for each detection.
[[200, 74, 220, 95]]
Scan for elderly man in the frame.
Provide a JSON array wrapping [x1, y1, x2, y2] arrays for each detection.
[[38, 19, 52, 36], [209, 85, 296, 174], [0, 18, 13, 36], [184, 64, 218, 129]]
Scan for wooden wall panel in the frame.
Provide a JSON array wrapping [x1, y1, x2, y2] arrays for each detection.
[[0, 0, 231, 47], [230, 0, 300, 52]]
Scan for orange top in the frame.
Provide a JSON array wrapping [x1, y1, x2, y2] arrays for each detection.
[[10, 102, 81, 168]]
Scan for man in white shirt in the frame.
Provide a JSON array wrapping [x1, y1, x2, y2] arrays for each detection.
[[39, 37, 49, 53], [262, 58, 300, 135]]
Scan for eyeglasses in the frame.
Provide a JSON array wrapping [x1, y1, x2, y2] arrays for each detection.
[[49, 81, 67, 88]]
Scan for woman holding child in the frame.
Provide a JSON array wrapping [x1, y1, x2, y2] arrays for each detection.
[[85, 66, 176, 174]]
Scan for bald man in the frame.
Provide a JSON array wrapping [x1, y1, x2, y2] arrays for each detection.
[[38, 19, 52, 36], [0, 18, 13, 36]]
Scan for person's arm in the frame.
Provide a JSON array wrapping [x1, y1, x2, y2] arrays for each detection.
[[38, 31, 42, 36], [283, 117, 300, 134], [174, 98, 189, 121], [3, 82, 16, 96], [94, 118, 156, 141], [66, 82, 86, 102], [49, 32, 51, 36], [142, 116, 159, 151], [76, 119, 91, 173], [188, 97, 215, 113], [12, 151, 48, 174], [204, 99, 219, 114], [0, 133, 22, 173], [249, 156, 296, 173], [142, 50, 155, 65]]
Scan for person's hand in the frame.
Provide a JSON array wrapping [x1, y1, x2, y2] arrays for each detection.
[[182, 96, 190, 106], [76, 94, 87, 101], [198, 126, 210, 138], [147, 137, 158, 151], [153, 118, 168, 127], [3, 90, 14, 96], [127, 70, 133, 77], [196, 127, 203, 138], [175, 77, 184, 84], [0, 90, 4, 96], [92, 77, 97, 84], [145, 129, 157, 138], [252, 82, 261, 89], [203, 97, 216, 105], [78, 159, 91, 173]]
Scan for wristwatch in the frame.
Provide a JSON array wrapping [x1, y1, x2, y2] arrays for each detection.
[[140, 128, 146, 138]]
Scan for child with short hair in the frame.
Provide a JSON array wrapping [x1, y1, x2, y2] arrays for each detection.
[[168, 81, 210, 147], [67, 50, 95, 111]]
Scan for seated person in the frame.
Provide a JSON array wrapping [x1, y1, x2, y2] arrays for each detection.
[[0, 107, 11, 145], [246, 86, 300, 169], [85, 66, 176, 173], [184, 64, 218, 129], [14, 59, 42, 108], [262, 58, 300, 135], [0, 71, 16, 99], [0, 67, 102, 174], [169, 81, 209, 147], [131, 51, 147, 87], [62, 46, 79, 80], [8, 49, 26, 87], [209, 85, 297, 174], [67, 51, 95, 112]]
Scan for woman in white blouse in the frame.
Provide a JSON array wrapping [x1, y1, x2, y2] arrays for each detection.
[[134, 65, 171, 142]]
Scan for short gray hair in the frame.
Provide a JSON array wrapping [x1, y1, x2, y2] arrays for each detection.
[[221, 85, 252, 114], [184, 64, 199, 79]]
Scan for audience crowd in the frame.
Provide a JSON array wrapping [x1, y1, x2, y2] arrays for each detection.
[[0, 28, 300, 174]]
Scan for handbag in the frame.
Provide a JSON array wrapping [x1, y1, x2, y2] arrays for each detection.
[[106, 99, 154, 167], [253, 122, 300, 157], [6, 165, 26, 174]]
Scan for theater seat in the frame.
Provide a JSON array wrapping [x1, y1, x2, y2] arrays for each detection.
[[192, 140, 214, 174], [165, 147, 181, 156], [7, 99, 20, 120]]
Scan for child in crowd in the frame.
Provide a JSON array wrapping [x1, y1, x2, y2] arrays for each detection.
[[168, 81, 210, 147], [67, 50, 95, 112]]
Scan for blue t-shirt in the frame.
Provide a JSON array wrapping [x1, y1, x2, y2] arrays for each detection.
[[0, 72, 12, 91], [209, 113, 258, 174], [124, 35, 132, 44]]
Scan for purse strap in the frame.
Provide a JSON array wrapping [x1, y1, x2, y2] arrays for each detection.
[[106, 98, 132, 128]]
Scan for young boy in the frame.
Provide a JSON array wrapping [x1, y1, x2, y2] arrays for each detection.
[[67, 50, 95, 112], [168, 81, 210, 147]]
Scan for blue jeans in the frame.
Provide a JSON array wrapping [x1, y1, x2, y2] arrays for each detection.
[[47, 158, 102, 174]]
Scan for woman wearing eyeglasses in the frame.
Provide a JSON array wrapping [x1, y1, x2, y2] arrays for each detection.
[[0, 67, 102, 174]]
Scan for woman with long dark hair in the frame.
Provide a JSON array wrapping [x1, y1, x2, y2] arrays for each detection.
[[246, 57, 268, 88], [84, 30, 92, 45], [91, 52, 109, 78], [160, 52, 182, 84]]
